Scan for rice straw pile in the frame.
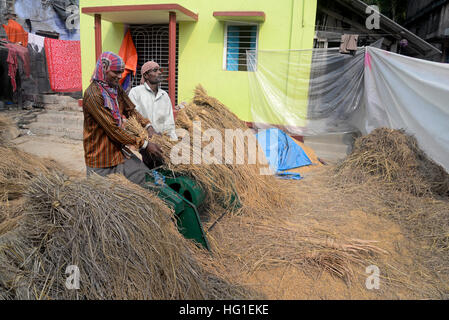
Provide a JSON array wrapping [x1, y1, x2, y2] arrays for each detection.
[[151, 85, 297, 215], [335, 128, 449, 198], [0, 172, 258, 300], [0, 146, 63, 201], [333, 128, 449, 283], [0, 115, 16, 147]]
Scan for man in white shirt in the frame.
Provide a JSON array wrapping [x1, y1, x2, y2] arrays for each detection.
[[128, 61, 178, 141]]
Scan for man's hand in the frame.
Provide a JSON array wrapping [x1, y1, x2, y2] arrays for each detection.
[[145, 141, 163, 158], [146, 125, 156, 139]]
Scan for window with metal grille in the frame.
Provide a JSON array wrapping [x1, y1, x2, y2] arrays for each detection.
[[130, 24, 178, 104], [224, 24, 258, 71]]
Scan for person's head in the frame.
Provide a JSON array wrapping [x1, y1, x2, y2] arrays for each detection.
[[140, 61, 162, 85], [92, 52, 125, 88]]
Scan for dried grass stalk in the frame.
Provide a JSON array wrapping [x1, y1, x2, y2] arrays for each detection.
[[333, 128, 449, 287], [124, 116, 149, 141], [0, 146, 64, 201], [0, 172, 257, 300], [207, 215, 387, 284], [0, 115, 16, 147]]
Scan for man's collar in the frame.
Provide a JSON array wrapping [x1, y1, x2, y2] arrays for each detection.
[[144, 82, 164, 99]]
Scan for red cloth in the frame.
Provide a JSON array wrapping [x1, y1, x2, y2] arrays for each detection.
[[118, 30, 138, 86], [5, 42, 31, 92], [45, 38, 82, 92], [6, 45, 18, 92], [2, 19, 28, 47]]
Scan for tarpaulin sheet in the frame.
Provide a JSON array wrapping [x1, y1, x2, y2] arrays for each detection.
[[256, 128, 312, 180], [45, 37, 82, 92], [364, 46, 449, 173]]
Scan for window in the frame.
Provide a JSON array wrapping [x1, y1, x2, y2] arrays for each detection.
[[224, 24, 258, 71]]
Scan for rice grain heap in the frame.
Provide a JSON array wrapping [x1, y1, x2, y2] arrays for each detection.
[[0, 173, 257, 300]]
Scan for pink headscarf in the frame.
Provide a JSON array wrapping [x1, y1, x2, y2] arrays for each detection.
[[140, 61, 159, 84], [91, 52, 125, 127]]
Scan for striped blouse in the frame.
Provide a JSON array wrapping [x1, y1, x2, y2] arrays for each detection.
[[82, 82, 150, 168]]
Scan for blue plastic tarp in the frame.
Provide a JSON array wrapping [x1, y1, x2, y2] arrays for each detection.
[[255, 128, 312, 180]]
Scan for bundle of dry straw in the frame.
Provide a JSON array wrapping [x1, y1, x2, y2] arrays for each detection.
[[151, 85, 297, 215], [335, 128, 449, 198], [0, 146, 63, 201], [124, 116, 149, 141], [0, 173, 256, 300]]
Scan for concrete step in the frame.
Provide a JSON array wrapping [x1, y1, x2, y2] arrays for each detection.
[[45, 103, 82, 113], [312, 151, 347, 164], [28, 123, 83, 140], [35, 111, 84, 129], [34, 94, 79, 105], [303, 141, 351, 164], [304, 132, 360, 145], [304, 141, 352, 154]]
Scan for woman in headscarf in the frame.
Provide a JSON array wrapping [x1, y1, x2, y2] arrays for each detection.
[[82, 52, 162, 185]]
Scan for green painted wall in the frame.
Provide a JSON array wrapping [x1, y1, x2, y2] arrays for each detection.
[[79, 0, 317, 122]]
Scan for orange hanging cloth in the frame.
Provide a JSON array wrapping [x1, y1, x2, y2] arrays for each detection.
[[2, 19, 28, 47], [118, 29, 137, 90]]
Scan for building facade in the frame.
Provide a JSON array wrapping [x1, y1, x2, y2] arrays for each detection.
[[405, 0, 449, 62], [79, 0, 317, 122]]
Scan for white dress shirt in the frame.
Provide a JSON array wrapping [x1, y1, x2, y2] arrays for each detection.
[[129, 83, 178, 140]]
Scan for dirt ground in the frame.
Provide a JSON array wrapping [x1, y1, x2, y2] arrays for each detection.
[[12, 135, 86, 176], [6, 134, 448, 300]]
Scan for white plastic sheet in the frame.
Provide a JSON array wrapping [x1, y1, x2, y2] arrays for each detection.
[[248, 46, 449, 172], [247, 48, 365, 136], [364, 47, 449, 173]]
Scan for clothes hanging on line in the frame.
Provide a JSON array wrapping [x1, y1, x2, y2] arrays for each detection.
[[45, 37, 82, 92], [339, 34, 359, 54], [0, 45, 13, 100], [4, 42, 30, 92], [2, 19, 28, 47], [118, 29, 138, 91], [23, 42, 52, 95], [28, 33, 45, 52]]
